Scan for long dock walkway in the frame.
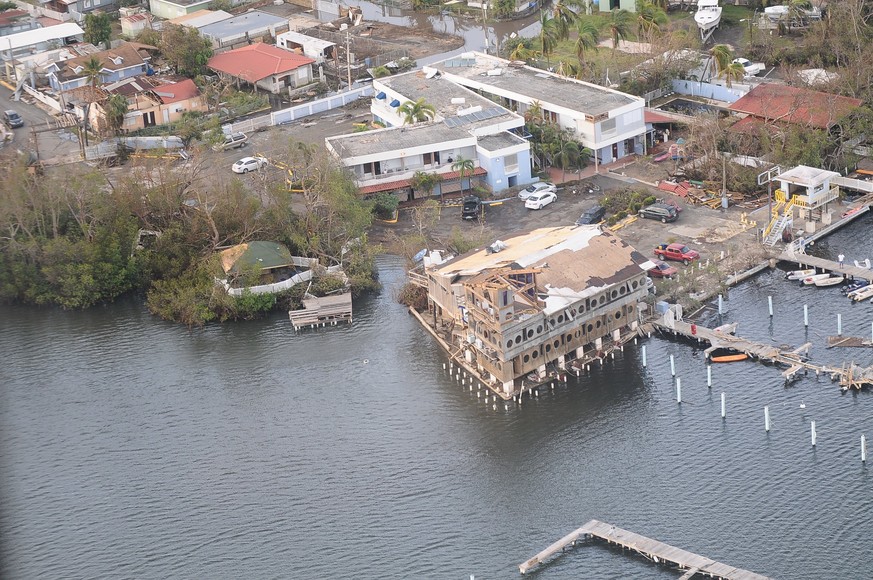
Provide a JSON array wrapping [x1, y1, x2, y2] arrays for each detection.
[[653, 318, 873, 389], [518, 519, 770, 578], [778, 248, 873, 283]]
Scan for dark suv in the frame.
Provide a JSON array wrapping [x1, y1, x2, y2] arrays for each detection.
[[575, 204, 605, 225], [639, 203, 678, 223], [3, 110, 24, 129], [461, 195, 483, 220]]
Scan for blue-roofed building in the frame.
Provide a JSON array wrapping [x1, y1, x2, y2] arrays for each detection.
[[198, 10, 290, 51]]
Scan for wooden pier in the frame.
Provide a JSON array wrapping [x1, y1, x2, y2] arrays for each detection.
[[519, 519, 770, 578], [779, 248, 873, 283], [653, 318, 873, 389], [288, 293, 353, 329]]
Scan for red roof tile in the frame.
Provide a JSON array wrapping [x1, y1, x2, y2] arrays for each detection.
[[644, 109, 678, 125], [207, 43, 315, 83], [152, 79, 200, 104], [358, 167, 486, 195], [0, 10, 28, 26], [728, 84, 862, 130]]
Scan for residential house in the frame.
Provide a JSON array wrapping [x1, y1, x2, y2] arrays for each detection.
[[3, 42, 99, 87], [0, 22, 84, 63], [218, 241, 319, 296], [94, 76, 206, 131], [207, 43, 315, 94], [167, 9, 232, 29], [120, 12, 153, 37], [728, 84, 863, 135], [422, 226, 651, 395], [429, 52, 646, 168], [198, 11, 289, 52], [326, 66, 533, 198], [596, 0, 636, 11], [0, 10, 39, 37], [148, 0, 212, 20], [47, 41, 157, 92], [276, 30, 336, 65], [45, 0, 118, 18]]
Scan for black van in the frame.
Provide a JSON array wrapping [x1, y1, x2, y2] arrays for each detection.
[[462, 195, 483, 220]]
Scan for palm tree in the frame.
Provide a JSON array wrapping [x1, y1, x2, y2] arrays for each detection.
[[524, 100, 544, 126], [509, 42, 541, 63], [558, 140, 581, 181], [398, 98, 436, 125], [552, 0, 578, 41], [721, 61, 746, 88], [103, 93, 128, 136], [606, 9, 633, 54], [538, 11, 560, 66], [574, 17, 600, 68], [636, 1, 668, 45], [82, 56, 104, 89], [708, 43, 733, 79], [452, 156, 475, 196], [555, 61, 581, 79]]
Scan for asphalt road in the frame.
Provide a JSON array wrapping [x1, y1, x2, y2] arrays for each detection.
[[0, 85, 80, 161]]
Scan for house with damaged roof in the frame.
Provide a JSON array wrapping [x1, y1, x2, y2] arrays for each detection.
[[420, 225, 653, 396]]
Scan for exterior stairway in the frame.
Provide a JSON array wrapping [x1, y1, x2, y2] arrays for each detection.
[[763, 214, 791, 246]]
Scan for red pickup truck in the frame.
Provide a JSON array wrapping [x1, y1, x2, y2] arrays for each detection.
[[654, 243, 700, 265]]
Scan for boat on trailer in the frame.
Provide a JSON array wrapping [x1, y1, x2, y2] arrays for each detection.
[[786, 268, 816, 280], [802, 273, 832, 285], [814, 275, 844, 288], [695, 0, 722, 36]]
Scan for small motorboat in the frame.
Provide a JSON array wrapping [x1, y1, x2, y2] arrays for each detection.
[[853, 258, 872, 269], [814, 275, 844, 287], [695, 0, 722, 33], [843, 280, 867, 295], [714, 322, 738, 335], [851, 285, 873, 301], [710, 348, 748, 363], [786, 268, 815, 280], [847, 284, 873, 299], [802, 273, 832, 285]]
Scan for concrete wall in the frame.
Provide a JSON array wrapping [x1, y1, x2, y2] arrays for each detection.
[[671, 79, 748, 103]]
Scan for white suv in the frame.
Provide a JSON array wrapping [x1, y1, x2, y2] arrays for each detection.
[[518, 182, 557, 200]]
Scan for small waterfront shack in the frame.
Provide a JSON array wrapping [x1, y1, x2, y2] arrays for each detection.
[[421, 226, 653, 396], [219, 241, 312, 296]]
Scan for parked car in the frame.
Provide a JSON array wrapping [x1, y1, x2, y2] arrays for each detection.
[[575, 204, 606, 225], [518, 182, 556, 200], [648, 259, 678, 278], [654, 243, 700, 265], [732, 58, 765, 76], [232, 156, 268, 173], [213, 132, 248, 151], [525, 190, 557, 210], [3, 110, 24, 128], [639, 203, 678, 223], [461, 195, 483, 221]]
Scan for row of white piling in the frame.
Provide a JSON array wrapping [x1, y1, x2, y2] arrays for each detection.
[[764, 294, 873, 339]]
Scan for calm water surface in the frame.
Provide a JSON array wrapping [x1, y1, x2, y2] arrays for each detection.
[[3, 216, 873, 578]]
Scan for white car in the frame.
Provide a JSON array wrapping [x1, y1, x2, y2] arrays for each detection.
[[518, 182, 557, 200], [525, 190, 557, 210], [232, 156, 268, 174], [732, 58, 765, 77]]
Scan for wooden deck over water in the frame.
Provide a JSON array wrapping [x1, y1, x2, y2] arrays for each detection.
[[653, 318, 873, 389], [779, 249, 873, 283], [288, 293, 353, 329], [519, 519, 770, 578]]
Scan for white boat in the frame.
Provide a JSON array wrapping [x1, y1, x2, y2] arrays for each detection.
[[851, 285, 873, 301], [847, 284, 873, 299], [764, 4, 822, 22], [695, 0, 722, 33], [853, 258, 871, 269], [814, 276, 844, 287], [802, 273, 831, 285], [786, 268, 816, 280]]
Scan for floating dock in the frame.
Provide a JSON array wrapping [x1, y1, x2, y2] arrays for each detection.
[[288, 293, 352, 329], [653, 318, 873, 389], [519, 519, 770, 578], [778, 249, 873, 283]]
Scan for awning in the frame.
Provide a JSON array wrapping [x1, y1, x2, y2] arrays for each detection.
[[390, 99, 400, 107], [376, 91, 386, 99]]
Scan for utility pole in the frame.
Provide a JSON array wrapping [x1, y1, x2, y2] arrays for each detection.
[[346, 30, 352, 89]]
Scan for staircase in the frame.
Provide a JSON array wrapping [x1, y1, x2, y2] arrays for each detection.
[[762, 192, 796, 247]]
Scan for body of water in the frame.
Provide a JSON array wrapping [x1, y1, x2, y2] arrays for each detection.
[[3, 215, 873, 578]]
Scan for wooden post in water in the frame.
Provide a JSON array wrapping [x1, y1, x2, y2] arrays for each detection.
[[670, 354, 675, 376], [721, 392, 726, 418], [764, 406, 771, 432], [811, 421, 816, 447], [768, 295, 773, 317], [707, 365, 712, 387], [676, 378, 682, 404], [718, 294, 724, 314], [804, 304, 809, 327], [642, 345, 647, 367], [862, 435, 867, 463], [838, 313, 842, 336]]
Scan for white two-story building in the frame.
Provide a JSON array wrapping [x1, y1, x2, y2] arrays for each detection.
[[327, 66, 533, 199], [430, 52, 646, 168]]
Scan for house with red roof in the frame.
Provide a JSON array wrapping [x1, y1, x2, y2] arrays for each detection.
[[206, 43, 315, 94], [728, 84, 862, 135], [88, 77, 206, 134]]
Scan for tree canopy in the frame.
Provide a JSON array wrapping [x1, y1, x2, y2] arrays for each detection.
[[160, 25, 213, 78], [84, 13, 111, 49]]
